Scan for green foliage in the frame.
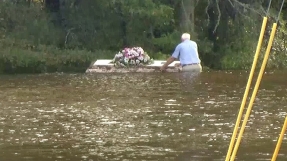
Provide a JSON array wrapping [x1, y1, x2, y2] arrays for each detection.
[[219, 16, 259, 70], [0, 2, 63, 46], [149, 52, 170, 60], [0, 0, 287, 74], [0, 37, 115, 74], [151, 31, 181, 53]]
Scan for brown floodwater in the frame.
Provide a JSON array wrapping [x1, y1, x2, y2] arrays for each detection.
[[0, 71, 286, 161]]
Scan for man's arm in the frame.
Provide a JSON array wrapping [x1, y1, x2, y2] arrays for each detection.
[[161, 56, 176, 69], [195, 43, 199, 58], [160, 45, 180, 71]]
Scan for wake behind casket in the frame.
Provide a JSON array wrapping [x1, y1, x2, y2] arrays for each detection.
[[85, 59, 181, 73]]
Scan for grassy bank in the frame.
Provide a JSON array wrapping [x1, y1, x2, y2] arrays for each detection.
[[0, 38, 117, 74]]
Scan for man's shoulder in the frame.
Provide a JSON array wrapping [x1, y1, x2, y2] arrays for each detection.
[[176, 42, 183, 48], [189, 40, 197, 45], [180, 40, 197, 47], [182, 40, 197, 44]]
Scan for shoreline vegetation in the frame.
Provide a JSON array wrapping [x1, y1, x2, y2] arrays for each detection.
[[0, 1, 286, 74]]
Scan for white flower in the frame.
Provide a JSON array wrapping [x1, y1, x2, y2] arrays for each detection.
[[135, 53, 139, 57], [116, 52, 123, 58], [130, 50, 136, 56], [130, 60, 135, 65], [135, 59, 140, 64], [138, 56, 143, 60], [138, 48, 144, 55], [124, 57, 129, 63], [127, 51, 132, 55]]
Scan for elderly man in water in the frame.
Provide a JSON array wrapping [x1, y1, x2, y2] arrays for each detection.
[[160, 33, 202, 72]]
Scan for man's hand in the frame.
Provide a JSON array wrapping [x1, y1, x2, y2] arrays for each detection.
[[174, 63, 181, 67], [160, 66, 166, 72], [160, 56, 176, 72]]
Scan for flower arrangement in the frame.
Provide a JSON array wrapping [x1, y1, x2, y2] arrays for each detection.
[[111, 47, 154, 68]]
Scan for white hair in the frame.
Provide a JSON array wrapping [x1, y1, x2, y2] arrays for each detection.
[[181, 33, 191, 40]]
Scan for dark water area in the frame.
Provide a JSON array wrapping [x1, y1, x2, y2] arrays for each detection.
[[0, 71, 287, 161]]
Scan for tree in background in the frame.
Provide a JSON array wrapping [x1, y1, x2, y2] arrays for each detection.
[[0, 0, 286, 72]]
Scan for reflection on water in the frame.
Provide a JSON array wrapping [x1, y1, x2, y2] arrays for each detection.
[[0, 71, 287, 161]]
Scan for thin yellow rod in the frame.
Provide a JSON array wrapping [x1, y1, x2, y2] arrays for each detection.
[[271, 116, 287, 161], [230, 22, 278, 161], [225, 16, 268, 161]]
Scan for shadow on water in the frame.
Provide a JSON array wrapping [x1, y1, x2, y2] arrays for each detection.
[[0, 71, 287, 161]]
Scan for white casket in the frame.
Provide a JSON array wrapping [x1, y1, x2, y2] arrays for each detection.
[[85, 59, 181, 73]]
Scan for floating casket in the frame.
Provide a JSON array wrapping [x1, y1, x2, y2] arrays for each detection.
[[85, 47, 181, 73], [85, 59, 181, 73]]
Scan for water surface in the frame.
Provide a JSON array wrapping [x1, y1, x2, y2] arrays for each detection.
[[0, 71, 286, 161]]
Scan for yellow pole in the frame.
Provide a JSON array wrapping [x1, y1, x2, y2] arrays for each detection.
[[271, 116, 287, 161], [229, 22, 278, 161], [225, 16, 268, 161]]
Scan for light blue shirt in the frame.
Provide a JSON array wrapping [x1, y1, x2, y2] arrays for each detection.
[[171, 40, 201, 65]]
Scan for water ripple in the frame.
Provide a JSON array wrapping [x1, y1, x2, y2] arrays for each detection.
[[0, 72, 286, 161]]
